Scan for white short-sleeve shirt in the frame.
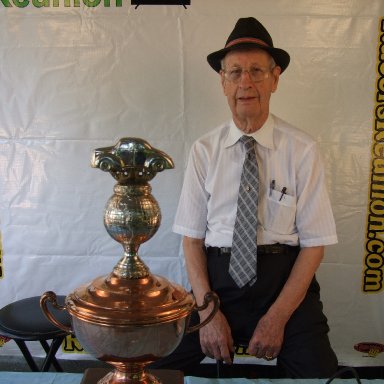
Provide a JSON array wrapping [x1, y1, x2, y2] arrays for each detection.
[[173, 114, 338, 248]]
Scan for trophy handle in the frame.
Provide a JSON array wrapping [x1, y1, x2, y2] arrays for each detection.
[[186, 291, 219, 334], [40, 291, 73, 334]]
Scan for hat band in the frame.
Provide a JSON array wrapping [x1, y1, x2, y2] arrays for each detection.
[[225, 37, 270, 49]]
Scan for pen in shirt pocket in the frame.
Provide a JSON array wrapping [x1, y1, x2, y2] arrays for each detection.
[[279, 187, 287, 201], [270, 179, 275, 196]]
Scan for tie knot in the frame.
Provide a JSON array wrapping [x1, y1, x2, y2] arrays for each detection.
[[240, 135, 255, 153]]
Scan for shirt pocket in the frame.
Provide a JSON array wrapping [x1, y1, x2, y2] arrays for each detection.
[[264, 188, 296, 235]]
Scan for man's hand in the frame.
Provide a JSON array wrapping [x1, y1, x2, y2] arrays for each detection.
[[247, 311, 285, 360], [248, 246, 325, 361], [199, 309, 234, 364]]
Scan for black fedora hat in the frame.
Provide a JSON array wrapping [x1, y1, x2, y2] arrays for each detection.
[[207, 17, 290, 73]]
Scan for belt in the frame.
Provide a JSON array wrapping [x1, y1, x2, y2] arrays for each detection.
[[206, 244, 300, 256]]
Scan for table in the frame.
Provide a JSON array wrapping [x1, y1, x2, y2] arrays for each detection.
[[0, 372, 83, 384], [0, 372, 383, 384], [185, 379, 382, 384]]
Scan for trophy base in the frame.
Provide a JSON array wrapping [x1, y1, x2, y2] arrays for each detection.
[[80, 368, 184, 384]]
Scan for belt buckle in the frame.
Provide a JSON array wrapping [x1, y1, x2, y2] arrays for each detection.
[[270, 244, 284, 254], [220, 247, 231, 255]]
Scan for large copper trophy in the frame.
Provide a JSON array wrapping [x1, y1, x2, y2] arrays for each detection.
[[41, 138, 218, 384]]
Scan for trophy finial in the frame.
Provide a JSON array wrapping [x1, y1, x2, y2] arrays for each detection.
[[91, 138, 174, 184]]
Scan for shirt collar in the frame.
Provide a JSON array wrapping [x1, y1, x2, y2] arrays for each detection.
[[224, 114, 275, 150]]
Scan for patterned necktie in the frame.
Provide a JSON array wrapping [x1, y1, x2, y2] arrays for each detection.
[[230, 135, 259, 288]]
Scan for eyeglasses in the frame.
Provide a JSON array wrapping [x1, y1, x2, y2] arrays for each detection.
[[222, 66, 274, 83]]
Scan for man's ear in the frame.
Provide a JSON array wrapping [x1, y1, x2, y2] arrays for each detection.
[[220, 71, 228, 96], [271, 66, 281, 93]]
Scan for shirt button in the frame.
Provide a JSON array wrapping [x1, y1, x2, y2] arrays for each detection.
[[246, 185, 251, 192]]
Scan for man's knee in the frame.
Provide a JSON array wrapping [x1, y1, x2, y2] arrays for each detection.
[[277, 333, 338, 378]]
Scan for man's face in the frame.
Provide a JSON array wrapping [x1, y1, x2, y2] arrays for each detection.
[[220, 49, 281, 128]]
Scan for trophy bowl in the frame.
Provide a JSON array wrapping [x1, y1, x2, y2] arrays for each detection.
[[41, 275, 218, 384], [40, 138, 219, 384]]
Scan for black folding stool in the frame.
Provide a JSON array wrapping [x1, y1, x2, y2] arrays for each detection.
[[0, 295, 71, 372]]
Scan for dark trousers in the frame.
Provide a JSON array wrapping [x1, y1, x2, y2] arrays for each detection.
[[150, 245, 338, 378]]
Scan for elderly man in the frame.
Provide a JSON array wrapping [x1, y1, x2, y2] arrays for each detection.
[[153, 17, 338, 378]]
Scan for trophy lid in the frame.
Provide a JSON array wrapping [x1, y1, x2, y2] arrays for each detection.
[[65, 272, 195, 326]]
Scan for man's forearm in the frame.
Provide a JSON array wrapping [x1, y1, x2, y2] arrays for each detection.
[[267, 246, 324, 323], [183, 236, 212, 308], [248, 246, 325, 358], [183, 236, 235, 362]]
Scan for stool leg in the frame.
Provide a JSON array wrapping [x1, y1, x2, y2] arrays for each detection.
[[216, 359, 222, 378], [40, 337, 65, 372], [14, 340, 39, 372]]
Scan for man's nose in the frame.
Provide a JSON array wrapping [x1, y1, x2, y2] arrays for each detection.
[[239, 70, 253, 86]]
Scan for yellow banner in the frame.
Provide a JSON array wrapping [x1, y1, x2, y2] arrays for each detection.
[[363, 18, 384, 293]]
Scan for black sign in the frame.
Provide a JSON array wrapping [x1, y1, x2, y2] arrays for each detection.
[[132, 0, 190, 8]]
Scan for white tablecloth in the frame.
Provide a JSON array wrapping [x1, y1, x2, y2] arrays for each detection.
[[0, 372, 383, 384]]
